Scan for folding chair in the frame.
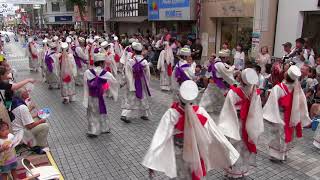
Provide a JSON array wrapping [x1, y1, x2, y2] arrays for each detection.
[[22, 158, 60, 180]]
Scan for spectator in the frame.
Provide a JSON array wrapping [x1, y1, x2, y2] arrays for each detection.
[[291, 38, 306, 68], [233, 44, 245, 70], [194, 64, 205, 88], [191, 38, 203, 64], [300, 64, 312, 93], [11, 87, 49, 149], [256, 46, 271, 74], [282, 42, 292, 58], [0, 120, 18, 180], [304, 38, 316, 67]]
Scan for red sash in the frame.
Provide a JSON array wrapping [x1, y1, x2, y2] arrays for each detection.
[[277, 83, 303, 143], [29, 42, 38, 59], [114, 54, 120, 63], [89, 46, 93, 66], [230, 85, 260, 153], [105, 66, 111, 73], [167, 63, 172, 77], [171, 102, 207, 180]]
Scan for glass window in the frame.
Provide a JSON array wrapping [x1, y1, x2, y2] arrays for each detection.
[[66, 3, 73, 12], [52, 2, 60, 12]]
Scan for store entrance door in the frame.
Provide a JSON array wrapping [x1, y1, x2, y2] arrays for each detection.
[[302, 11, 320, 55], [216, 17, 253, 55]]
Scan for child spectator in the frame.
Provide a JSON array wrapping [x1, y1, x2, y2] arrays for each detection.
[[0, 120, 18, 180]]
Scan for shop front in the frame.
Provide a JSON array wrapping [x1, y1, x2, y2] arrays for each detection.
[[148, 0, 196, 39], [200, 0, 277, 62]]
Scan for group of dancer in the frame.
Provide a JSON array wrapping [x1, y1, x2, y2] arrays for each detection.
[[26, 32, 315, 179]]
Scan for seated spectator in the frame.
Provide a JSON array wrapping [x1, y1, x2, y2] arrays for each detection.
[[194, 65, 205, 88], [10, 87, 49, 149]]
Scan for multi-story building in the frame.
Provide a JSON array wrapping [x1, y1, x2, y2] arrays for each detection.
[[43, 0, 74, 28], [107, 0, 149, 35], [200, 0, 278, 61], [274, 0, 320, 57]]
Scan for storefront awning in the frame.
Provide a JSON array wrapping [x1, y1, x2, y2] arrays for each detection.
[[108, 16, 147, 23]]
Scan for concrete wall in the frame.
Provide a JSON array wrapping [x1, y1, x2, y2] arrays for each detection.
[[274, 0, 320, 57]]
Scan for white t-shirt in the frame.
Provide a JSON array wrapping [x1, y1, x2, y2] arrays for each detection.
[[11, 105, 34, 134], [233, 51, 245, 70]]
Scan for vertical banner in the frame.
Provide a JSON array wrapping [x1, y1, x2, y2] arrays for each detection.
[[196, 0, 201, 38]]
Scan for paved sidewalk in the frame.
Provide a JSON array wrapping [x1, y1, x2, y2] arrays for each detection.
[[6, 40, 320, 180]]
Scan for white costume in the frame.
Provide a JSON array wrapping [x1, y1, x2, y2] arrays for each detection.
[[142, 80, 239, 179], [171, 48, 195, 101], [121, 49, 152, 119], [45, 42, 61, 89], [39, 39, 49, 82], [157, 42, 174, 91], [263, 65, 311, 160], [73, 38, 88, 86], [83, 53, 119, 136], [218, 68, 264, 178], [27, 38, 40, 71], [60, 43, 77, 103], [199, 56, 236, 120]]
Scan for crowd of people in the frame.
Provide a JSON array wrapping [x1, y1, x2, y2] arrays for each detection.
[[0, 26, 319, 180]]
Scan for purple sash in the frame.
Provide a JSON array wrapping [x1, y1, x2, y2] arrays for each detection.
[[208, 61, 226, 89], [174, 63, 190, 84], [132, 59, 151, 99], [87, 69, 108, 114], [72, 46, 87, 69], [45, 51, 55, 73]]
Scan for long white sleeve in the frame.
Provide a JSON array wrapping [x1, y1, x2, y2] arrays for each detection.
[[142, 109, 179, 178]]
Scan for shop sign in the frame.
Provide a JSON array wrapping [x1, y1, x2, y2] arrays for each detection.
[[148, 0, 191, 21], [55, 16, 72, 22]]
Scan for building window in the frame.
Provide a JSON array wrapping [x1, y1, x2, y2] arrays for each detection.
[[52, 2, 60, 12], [112, 0, 147, 18], [66, 2, 74, 12]]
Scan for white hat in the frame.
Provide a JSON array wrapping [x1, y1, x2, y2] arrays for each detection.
[[88, 39, 94, 44], [218, 50, 230, 57], [78, 37, 85, 43], [93, 53, 105, 62], [108, 43, 114, 47], [132, 42, 143, 51], [114, 36, 119, 41], [69, 31, 75, 35], [61, 42, 68, 50], [129, 38, 137, 44], [241, 68, 259, 85], [53, 36, 59, 41], [42, 39, 48, 44], [66, 37, 72, 43], [94, 36, 100, 41], [179, 80, 199, 103], [100, 41, 108, 48], [287, 65, 301, 80], [48, 42, 57, 49], [28, 37, 33, 43], [98, 38, 105, 43], [180, 47, 191, 56]]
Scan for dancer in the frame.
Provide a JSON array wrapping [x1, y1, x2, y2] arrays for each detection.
[[83, 53, 119, 137], [199, 52, 236, 120], [72, 37, 88, 86], [27, 37, 39, 72], [219, 68, 264, 178], [142, 80, 239, 180], [157, 41, 174, 91], [120, 42, 151, 123], [171, 47, 195, 100], [263, 65, 311, 161], [60, 42, 77, 104], [45, 41, 60, 89]]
